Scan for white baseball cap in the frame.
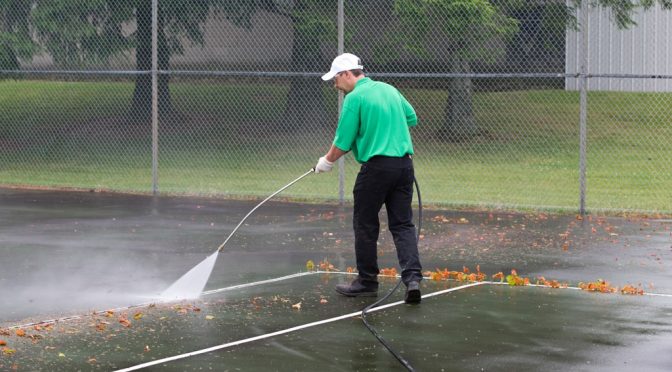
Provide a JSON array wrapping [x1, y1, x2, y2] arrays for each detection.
[[321, 53, 364, 81]]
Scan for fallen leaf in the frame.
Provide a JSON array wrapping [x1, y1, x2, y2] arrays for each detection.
[[620, 284, 644, 295], [27, 334, 43, 342], [15, 330, 25, 337], [205, 315, 215, 320], [144, 345, 151, 353], [2, 347, 16, 356], [0, 340, 6, 346], [133, 313, 143, 320], [380, 267, 398, 276], [291, 302, 302, 310], [58, 352, 65, 358], [320, 298, 328, 304]]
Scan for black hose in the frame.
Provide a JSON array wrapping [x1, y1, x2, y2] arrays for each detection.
[[360, 176, 422, 371]]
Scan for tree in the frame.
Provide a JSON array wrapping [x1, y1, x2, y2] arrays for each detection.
[[0, 0, 35, 70], [391, 0, 672, 142], [131, 1, 211, 120], [393, 0, 519, 141], [219, 0, 336, 132], [3, 0, 213, 121]]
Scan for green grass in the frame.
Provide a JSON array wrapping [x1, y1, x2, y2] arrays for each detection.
[[1, 79, 670, 213]]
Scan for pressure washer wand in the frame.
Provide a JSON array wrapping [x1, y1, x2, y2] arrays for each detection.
[[217, 169, 314, 253], [160, 169, 315, 301]]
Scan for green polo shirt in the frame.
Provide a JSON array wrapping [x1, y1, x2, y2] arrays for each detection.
[[333, 77, 417, 163]]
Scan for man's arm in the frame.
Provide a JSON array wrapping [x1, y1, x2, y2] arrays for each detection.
[[400, 93, 417, 127], [314, 145, 348, 173], [325, 144, 348, 163]]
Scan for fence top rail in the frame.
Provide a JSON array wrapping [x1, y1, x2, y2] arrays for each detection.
[[0, 69, 150, 76], [3, 69, 672, 80]]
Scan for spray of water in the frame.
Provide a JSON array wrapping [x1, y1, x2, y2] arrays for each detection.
[[158, 169, 314, 302], [159, 252, 219, 300]]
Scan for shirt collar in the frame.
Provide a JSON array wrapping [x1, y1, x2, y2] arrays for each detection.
[[354, 77, 371, 88]]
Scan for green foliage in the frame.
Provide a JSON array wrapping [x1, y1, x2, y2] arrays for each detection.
[[2, 0, 216, 68], [217, 0, 336, 45], [393, 0, 520, 64], [0, 0, 37, 68], [30, 0, 133, 67], [158, 1, 212, 54]]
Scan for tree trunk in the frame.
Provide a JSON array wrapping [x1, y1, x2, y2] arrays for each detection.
[[282, 9, 327, 132], [0, 6, 20, 71], [0, 45, 18, 70], [439, 56, 480, 142], [131, 1, 172, 124]]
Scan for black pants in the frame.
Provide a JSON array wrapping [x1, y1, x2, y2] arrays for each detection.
[[353, 155, 423, 286]]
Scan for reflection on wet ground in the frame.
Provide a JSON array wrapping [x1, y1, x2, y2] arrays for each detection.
[[1, 188, 671, 370]]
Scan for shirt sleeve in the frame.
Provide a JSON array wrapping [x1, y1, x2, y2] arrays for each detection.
[[332, 95, 360, 151], [400, 93, 417, 127]]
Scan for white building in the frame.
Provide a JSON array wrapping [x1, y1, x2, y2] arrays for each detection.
[[566, 3, 672, 92]]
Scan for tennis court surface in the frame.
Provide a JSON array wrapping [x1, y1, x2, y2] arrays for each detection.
[[1, 188, 671, 371]]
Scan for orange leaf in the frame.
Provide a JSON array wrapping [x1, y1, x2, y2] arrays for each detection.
[[620, 284, 644, 295]]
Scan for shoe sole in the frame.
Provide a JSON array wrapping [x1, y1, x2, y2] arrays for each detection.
[[335, 288, 378, 297], [405, 289, 422, 304]]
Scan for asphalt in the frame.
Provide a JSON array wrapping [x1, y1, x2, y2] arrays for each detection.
[[1, 188, 671, 371]]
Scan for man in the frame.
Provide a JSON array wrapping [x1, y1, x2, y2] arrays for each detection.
[[314, 53, 423, 304]]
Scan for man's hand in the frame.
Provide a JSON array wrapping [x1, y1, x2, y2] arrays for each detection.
[[314, 156, 334, 173]]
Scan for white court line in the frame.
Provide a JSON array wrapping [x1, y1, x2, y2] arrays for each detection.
[[485, 281, 672, 297], [6, 271, 319, 330], [7, 271, 672, 331], [201, 271, 316, 296], [114, 281, 487, 372], [320, 270, 672, 298]]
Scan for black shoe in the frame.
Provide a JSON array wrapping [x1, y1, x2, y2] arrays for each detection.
[[335, 278, 378, 297], [405, 281, 421, 304]]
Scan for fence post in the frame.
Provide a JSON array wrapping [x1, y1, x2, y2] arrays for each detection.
[[151, 0, 159, 195], [578, 1, 589, 215], [337, 0, 345, 205]]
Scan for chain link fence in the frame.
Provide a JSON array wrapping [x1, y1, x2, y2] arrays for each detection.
[[1, 0, 671, 214]]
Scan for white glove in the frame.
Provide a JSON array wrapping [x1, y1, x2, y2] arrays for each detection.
[[314, 156, 334, 173]]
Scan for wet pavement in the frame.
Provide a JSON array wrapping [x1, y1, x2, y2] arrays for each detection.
[[1, 188, 671, 371]]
